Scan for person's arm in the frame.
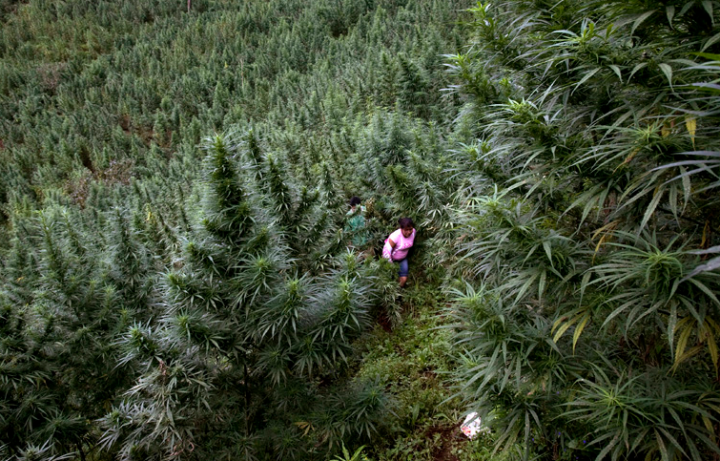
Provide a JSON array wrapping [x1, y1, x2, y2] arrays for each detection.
[[387, 229, 401, 249]]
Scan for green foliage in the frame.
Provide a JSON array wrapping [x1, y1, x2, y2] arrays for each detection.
[[0, 0, 470, 456], [94, 135, 399, 460], [353, 285, 476, 461], [444, 0, 720, 460], [8, 0, 720, 459], [0, 209, 133, 461]]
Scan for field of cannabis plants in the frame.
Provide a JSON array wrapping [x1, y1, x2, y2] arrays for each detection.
[[0, 0, 470, 460], [442, 1, 720, 460], [2, 0, 720, 460]]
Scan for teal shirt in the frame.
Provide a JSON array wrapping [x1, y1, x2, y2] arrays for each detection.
[[345, 206, 368, 247]]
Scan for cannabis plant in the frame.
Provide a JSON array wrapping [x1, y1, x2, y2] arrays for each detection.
[[446, 0, 720, 460], [98, 134, 392, 461]]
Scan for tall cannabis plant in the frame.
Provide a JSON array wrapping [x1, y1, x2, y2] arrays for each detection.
[[99, 134, 392, 461], [446, 1, 720, 460], [0, 209, 136, 461]]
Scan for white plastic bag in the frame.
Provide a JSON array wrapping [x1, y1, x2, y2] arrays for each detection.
[[460, 412, 483, 439]]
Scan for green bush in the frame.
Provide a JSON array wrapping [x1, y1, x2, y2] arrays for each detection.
[[444, 1, 720, 460]]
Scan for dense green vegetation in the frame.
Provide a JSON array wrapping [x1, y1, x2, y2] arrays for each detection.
[[445, 2, 720, 460], [0, 1, 469, 460], [2, 0, 720, 460]]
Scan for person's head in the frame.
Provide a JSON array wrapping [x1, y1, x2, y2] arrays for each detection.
[[350, 196, 362, 208], [398, 217, 414, 237]]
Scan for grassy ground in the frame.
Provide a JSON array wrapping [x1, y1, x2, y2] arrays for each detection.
[[349, 278, 504, 461]]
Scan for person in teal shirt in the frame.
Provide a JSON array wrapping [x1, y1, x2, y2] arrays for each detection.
[[345, 196, 369, 247]]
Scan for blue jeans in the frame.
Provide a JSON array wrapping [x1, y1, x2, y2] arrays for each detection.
[[397, 258, 409, 277]]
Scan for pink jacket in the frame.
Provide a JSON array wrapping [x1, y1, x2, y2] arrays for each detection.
[[382, 228, 415, 261]]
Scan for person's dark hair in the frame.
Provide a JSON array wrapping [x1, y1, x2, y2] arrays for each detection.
[[350, 196, 362, 207], [398, 217, 414, 229]]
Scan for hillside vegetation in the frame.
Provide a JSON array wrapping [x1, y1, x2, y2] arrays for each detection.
[[2, 0, 720, 460]]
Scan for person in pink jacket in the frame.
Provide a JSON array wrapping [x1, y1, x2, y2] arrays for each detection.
[[382, 218, 416, 287]]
